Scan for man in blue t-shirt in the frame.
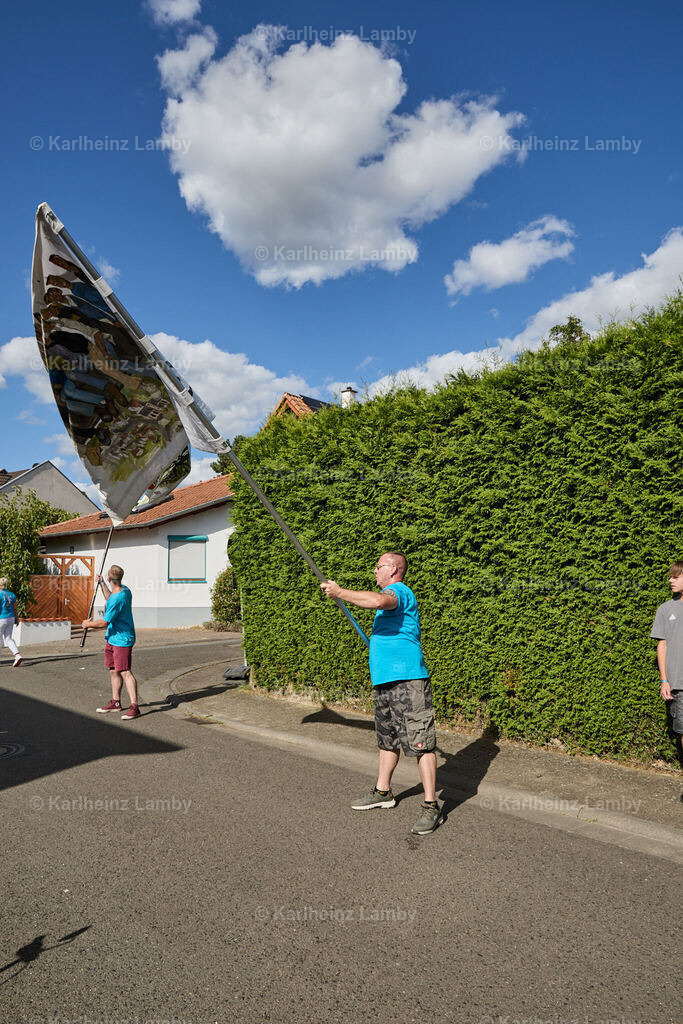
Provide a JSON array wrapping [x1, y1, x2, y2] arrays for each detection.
[[82, 564, 140, 720], [321, 552, 441, 835]]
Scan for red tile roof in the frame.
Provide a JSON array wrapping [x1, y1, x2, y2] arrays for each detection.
[[40, 474, 232, 537], [266, 392, 330, 426], [0, 467, 31, 486]]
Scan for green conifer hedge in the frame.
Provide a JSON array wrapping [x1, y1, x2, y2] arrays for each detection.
[[227, 297, 683, 764]]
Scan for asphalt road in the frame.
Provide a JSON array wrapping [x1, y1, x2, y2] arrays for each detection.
[[2, 641, 679, 1024]]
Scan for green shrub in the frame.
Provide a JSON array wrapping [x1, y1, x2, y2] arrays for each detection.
[[210, 566, 241, 627], [0, 489, 75, 614], [224, 295, 683, 765]]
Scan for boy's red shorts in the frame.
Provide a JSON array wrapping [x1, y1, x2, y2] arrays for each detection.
[[104, 642, 133, 672]]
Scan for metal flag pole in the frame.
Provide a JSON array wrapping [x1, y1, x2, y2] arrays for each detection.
[[43, 206, 370, 648], [80, 524, 115, 648]]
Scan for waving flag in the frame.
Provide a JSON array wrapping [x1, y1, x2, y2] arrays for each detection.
[[32, 204, 195, 523], [30, 203, 370, 647]]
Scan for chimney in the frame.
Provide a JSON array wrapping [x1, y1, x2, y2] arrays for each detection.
[[341, 386, 357, 409]]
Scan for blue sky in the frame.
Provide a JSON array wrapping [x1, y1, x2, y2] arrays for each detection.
[[1, 0, 681, 499]]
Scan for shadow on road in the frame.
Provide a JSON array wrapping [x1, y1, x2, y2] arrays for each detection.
[[300, 703, 375, 732], [391, 736, 500, 820], [0, 652, 99, 667], [300, 703, 500, 819], [143, 681, 244, 717], [436, 736, 500, 820], [0, 926, 91, 987], [0, 689, 183, 792]]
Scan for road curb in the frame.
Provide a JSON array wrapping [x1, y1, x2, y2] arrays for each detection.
[[11, 636, 243, 664], [141, 665, 683, 864]]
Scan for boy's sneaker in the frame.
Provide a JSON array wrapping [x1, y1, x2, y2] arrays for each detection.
[[121, 704, 140, 720], [96, 699, 120, 713], [351, 787, 396, 810], [13, 655, 22, 667], [411, 801, 443, 835]]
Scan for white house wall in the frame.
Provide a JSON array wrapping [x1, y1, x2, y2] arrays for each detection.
[[2, 463, 98, 516], [42, 503, 234, 628]]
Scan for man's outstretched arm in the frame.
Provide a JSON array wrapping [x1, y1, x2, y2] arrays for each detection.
[[320, 580, 398, 610]]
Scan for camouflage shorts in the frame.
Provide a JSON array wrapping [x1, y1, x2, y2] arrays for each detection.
[[373, 678, 436, 756], [669, 690, 683, 735]]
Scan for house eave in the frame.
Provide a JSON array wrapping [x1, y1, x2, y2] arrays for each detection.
[[40, 496, 232, 540]]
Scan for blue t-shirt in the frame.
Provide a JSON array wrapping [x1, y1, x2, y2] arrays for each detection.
[[368, 582, 429, 686], [104, 586, 136, 647], [0, 590, 16, 620]]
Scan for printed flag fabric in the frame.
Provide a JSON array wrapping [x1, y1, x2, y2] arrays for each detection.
[[31, 204, 193, 524], [154, 361, 225, 455]]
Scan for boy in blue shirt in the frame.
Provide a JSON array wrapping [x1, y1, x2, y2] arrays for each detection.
[[82, 564, 139, 720], [0, 577, 22, 667], [321, 552, 441, 834]]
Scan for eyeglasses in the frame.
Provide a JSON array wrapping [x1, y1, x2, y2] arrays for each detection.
[[375, 564, 391, 570]]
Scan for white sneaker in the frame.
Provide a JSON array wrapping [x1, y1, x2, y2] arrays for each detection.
[[13, 654, 22, 667]]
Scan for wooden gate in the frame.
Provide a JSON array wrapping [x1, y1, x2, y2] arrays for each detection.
[[27, 556, 95, 622]]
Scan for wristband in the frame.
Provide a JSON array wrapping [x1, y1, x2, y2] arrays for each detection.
[[661, 678, 669, 684]]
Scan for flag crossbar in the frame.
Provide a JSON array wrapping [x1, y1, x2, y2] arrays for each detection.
[[46, 207, 370, 648]]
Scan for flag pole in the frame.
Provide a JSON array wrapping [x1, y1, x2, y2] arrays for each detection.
[[80, 524, 115, 648], [44, 206, 370, 648], [220, 447, 370, 647]]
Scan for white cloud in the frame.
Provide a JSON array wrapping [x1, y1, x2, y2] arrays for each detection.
[[156, 27, 217, 96], [184, 454, 219, 485], [365, 227, 683, 392], [0, 336, 53, 402], [84, 250, 120, 284], [3, 325, 315, 457], [43, 432, 78, 457], [326, 380, 358, 400], [159, 27, 524, 287], [151, 332, 315, 437], [17, 408, 47, 425], [51, 456, 67, 470], [507, 227, 683, 353], [73, 479, 102, 506], [98, 259, 120, 284], [445, 215, 575, 297], [149, 0, 201, 27]]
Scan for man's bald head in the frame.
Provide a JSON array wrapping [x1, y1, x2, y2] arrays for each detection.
[[383, 551, 407, 579]]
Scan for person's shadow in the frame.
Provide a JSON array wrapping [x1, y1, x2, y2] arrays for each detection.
[[142, 680, 244, 716], [396, 735, 500, 824], [300, 703, 375, 733], [0, 926, 91, 986], [300, 703, 499, 823]]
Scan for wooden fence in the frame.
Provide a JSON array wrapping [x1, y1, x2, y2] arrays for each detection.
[[27, 555, 94, 623]]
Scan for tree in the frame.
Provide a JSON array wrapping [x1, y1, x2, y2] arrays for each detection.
[[210, 565, 241, 629], [210, 434, 248, 476], [0, 490, 76, 614], [548, 315, 590, 347]]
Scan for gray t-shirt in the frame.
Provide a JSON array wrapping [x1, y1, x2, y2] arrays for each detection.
[[650, 598, 683, 690]]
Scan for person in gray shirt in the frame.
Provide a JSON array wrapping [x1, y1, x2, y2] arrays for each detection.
[[650, 560, 683, 760]]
